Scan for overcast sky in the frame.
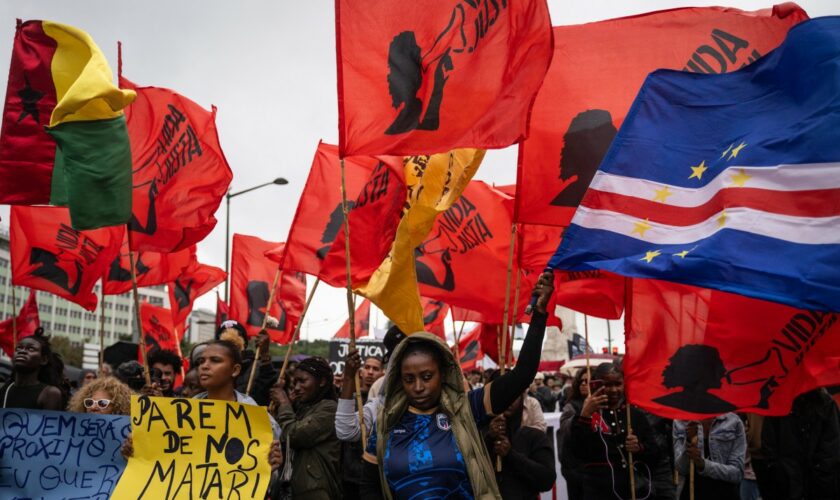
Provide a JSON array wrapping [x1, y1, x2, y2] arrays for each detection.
[[0, 1, 836, 348]]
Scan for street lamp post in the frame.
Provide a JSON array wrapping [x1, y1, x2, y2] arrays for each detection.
[[224, 177, 288, 302]]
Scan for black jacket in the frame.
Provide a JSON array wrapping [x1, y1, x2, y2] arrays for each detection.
[[234, 350, 278, 406], [484, 423, 556, 499], [759, 389, 840, 500]]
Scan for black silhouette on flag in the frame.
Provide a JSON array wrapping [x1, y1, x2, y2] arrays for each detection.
[[30, 247, 83, 295]]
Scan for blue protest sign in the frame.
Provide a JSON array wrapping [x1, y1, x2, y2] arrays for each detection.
[[0, 409, 130, 499]]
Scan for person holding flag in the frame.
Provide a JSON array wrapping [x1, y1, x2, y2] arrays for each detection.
[[359, 272, 553, 499]]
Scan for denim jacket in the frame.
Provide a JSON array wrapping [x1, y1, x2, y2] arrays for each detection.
[[673, 413, 745, 495]]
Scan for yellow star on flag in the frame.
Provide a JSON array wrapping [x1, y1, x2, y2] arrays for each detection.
[[652, 186, 673, 203], [717, 211, 728, 227], [730, 169, 752, 187], [674, 249, 691, 258], [688, 160, 707, 180], [641, 250, 662, 263], [720, 143, 734, 159], [728, 141, 747, 160], [632, 219, 652, 238]]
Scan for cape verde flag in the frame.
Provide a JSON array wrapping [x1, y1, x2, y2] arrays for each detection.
[[549, 17, 840, 312]]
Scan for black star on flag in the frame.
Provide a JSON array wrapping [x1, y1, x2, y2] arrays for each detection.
[[17, 73, 44, 124]]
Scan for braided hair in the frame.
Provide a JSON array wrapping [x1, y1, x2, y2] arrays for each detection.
[[295, 356, 337, 402]]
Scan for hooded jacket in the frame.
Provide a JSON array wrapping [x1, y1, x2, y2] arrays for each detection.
[[373, 332, 501, 500]]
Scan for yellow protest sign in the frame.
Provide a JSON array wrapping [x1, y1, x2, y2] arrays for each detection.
[[112, 395, 272, 499]]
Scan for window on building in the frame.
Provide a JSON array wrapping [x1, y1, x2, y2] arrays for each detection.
[[150, 297, 164, 306], [38, 304, 52, 313], [0, 258, 8, 268], [0, 276, 6, 285]]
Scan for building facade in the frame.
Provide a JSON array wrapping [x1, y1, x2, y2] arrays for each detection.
[[0, 225, 169, 350]]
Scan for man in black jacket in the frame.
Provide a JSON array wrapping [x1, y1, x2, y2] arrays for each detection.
[[759, 388, 840, 500]]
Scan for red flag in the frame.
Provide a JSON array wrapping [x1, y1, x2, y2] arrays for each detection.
[[169, 261, 226, 333], [626, 279, 840, 420], [230, 235, 307, 343], [515, 3, 808, 226], [457, 323, 483, 371], [0, 289, 40, 357], [10, 206, 123, 310], [283, 142, 404, 287], [140, 302, 179, 354], [102, 239, 193, 295], [416, 181, 523, 323], [451, 306, 485, 323], [334, 298, 371, 339], [120, 77, 233, 252], [477, 323, 512, 366], [336, 0, 552, 156], [421, 298, 449, 340], [215, 292, 229, 329]]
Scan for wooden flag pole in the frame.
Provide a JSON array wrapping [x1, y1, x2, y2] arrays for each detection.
[[627, 404, 637, 500], [690, 462, 695, 500], [341, 158, 367, 447], [510, 268, 521, 366], [268, 278, 321, 414], [11, 286, 17, 352], [450, 312, 460, 364], [129, 250, 151, 385], [99, 286, 107, 373], [497, 223, 517, 472], [245, 268, 281, 396]]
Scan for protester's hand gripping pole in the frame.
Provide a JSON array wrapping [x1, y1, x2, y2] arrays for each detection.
[[129, 249, 151, 386], [269, 278, 321, 414], [341, 158, 367, 447], [246, 268, 281, 396]]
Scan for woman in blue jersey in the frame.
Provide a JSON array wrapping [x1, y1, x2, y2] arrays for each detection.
[[360, 272, 554, 500]]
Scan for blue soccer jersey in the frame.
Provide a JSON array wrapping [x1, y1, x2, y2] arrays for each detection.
[[366, 387, 489, 499]]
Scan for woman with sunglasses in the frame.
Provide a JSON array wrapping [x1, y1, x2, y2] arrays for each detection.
[[68, 377, 132, 415], [0, 328, 65, 410]]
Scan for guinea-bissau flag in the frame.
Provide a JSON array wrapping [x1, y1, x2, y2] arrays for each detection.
[[0, 20, 137, 230], [0, 289, 40, 357], [336, 0, 553, 156], [101, 238, 194, 295], [230, 235, 307, 343], [120, 76, 232, 252], [9, 206, 123, 310], [169, 260, 226, 333], [626, 278, 840, 420], [139, 302, 179, 355], [515, 3, 807, 226], [278, 142, 404, 288]]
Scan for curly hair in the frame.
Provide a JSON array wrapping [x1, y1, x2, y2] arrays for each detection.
[[67, 377, 132, 416], [148, 349, 182, 372]]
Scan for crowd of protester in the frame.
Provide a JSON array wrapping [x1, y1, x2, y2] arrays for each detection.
[[0, 272, 838, 499]]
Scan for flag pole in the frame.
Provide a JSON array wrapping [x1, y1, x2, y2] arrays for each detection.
[[269, 278, 321, 414], [689, 462, 695, 500], [11, 286, 17, 352], [129, 249, 151, 385], [341, 158, 367, 447], [497, 223, 517, 471], [450, 311, 460, 364], [510, 268, 521, 366], [584, 314, 591, 382], [98, 285, 106, 373], [245, 268, 281, 395], [627, 404, 637, 500]]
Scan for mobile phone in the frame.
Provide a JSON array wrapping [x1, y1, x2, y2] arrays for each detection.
[[589, 379, 604, 392]]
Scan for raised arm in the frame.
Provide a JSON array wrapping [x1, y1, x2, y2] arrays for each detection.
[[487, 272, 554, 415]]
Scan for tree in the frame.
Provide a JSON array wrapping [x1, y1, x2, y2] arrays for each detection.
[[268, 339, 330, 360], [50, 335, 82, 367]]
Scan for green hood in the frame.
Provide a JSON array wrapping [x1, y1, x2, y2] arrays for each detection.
[[375, 332, 501, 500]]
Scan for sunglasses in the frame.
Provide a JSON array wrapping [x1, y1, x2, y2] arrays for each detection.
[[83, 398, 111, 409]]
